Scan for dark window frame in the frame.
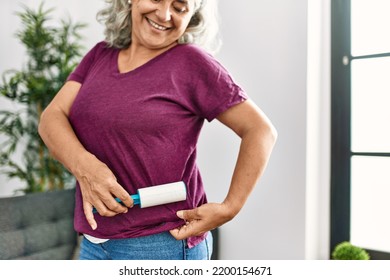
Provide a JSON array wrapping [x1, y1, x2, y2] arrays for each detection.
[[330, 0, 390, 260]]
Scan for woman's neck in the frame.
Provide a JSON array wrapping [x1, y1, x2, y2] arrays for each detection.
[[118, 42, 178, 73]]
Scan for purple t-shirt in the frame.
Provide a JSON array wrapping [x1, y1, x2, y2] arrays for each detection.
[[68, 41, 247, 247]]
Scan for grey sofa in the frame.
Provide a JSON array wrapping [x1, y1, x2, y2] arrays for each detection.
[[0, 188, 78, 260], [0, 187, 219, 260]]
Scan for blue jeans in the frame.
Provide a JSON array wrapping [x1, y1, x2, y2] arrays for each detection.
[[79, 231, 213, 260]]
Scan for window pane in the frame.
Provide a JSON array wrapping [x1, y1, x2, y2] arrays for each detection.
[[351, 0, 390, 56], [351, 57, 390, 152], [351, 156, 390, 252]]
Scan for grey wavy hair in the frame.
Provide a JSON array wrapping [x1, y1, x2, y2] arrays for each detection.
[[96, 0, 221, 54]]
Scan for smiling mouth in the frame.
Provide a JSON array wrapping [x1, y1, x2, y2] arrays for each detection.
[[146, 18, 171, 31]]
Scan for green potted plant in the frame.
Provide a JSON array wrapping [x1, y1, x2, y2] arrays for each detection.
[[0, 2, 86, 193], [332, 241, 370, 260]]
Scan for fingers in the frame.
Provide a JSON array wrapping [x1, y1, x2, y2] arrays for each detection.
[[171, 203, 231, 240], [80, 175, 131, 216], [92, 197, 124, 216], [170, 228, 185, 240], [177, 208, 199, 221], [78, 157, 131, 214], [170, 208, 203, 240], [99, 190, 129, 214], [84, 199, 123, 230], [83, 202, 97, 230], [170, 221, 199, 240], [112, 186, 134, 208]]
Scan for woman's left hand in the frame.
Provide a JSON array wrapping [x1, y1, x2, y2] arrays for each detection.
[[170, 100, 277, 240], [169, 203, 235, 240]]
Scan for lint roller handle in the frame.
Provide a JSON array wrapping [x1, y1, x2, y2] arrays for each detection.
[[92, 196, 139, 214]]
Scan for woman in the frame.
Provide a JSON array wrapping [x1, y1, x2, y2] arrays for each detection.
[[38, 0, 277, 260]]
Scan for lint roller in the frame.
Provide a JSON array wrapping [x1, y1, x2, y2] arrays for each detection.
[[92, 181, 186, 213]]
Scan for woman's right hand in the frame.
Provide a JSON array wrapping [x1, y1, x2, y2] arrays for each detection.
[[75, 152, 133, 230]]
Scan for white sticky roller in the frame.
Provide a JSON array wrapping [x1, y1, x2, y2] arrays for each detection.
[[136, 181, 187, 208], [92, 181, 187, 213]]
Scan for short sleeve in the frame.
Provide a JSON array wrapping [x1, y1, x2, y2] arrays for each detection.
[[67, 41, 106, 84], [185, 47, 248, 122]]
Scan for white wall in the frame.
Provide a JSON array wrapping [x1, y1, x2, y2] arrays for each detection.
[[199, 0, 309, 259], [305, 0, 331, 260], [0, 0, 325, 260]]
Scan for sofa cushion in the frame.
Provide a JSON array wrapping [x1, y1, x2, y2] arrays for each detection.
[[0, 188, 77, 260]]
